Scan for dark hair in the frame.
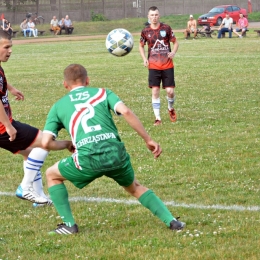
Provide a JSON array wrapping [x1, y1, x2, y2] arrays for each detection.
[[148, 6, 159, 12], [0, 30, 12, 40]]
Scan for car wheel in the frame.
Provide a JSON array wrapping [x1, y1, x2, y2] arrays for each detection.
[[216, 17, 222, 26]]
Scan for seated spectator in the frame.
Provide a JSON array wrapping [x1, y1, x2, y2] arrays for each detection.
[[50, 16, 61, 35], [1, 19, 13, 35], [28, 18, 38, 37], [20, 19, 31, 37], [64, 15, 74, 34], [58, 18, 65, 33], [218, 12, 233, 38], [184, 15, 197, 40], [233, 13, 248, 38]]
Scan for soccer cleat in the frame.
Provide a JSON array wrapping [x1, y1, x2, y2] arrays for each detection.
[[33, 199, 53, 207], [153, 119, 162, 126], [168, 108, 177, 122], [170, 218, 186, 231], [49, 223, 79, 235], [16, 185, 48, 204]]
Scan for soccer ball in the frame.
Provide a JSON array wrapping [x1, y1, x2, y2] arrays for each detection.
[[105, 28, 134, 57]]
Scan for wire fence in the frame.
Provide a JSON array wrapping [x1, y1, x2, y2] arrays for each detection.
[[1, 0, 260, 24]]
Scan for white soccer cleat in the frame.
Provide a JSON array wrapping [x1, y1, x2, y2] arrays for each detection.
[[16, 185, 48, 204]]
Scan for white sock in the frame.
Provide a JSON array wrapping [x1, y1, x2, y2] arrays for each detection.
[[20, 148, 49, 190], [33, 171, 49, 199], [152, 98, 161, 120], [167, 96, 175, 110]]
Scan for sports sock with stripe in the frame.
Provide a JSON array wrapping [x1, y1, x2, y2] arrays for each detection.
[[20, 148, 49, 189], [152, 98, 161, 120]]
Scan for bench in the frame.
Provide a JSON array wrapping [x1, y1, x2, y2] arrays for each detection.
[[254, 30, 260, 36], [20, 30, 45, 37], [38, 30, 45, 36], [221, 29, 249, 38], [12, 30, 18, 38]]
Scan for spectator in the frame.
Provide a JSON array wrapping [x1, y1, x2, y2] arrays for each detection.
[[1, 19, 13, 36], [20, 19, 31, 37], [218, 12, 233, 38], [184, 15, 198, 40], [233, 13, 248, 38], [50, 16, 61, 35], [58, 18, 65, 34], [27, 18, 38, 37], [64, 15, 74, 34]]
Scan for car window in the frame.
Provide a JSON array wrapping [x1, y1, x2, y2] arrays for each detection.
[[209, 7, 224, 13], [226, 6, 233, 12], [232, 6, 240, 11]]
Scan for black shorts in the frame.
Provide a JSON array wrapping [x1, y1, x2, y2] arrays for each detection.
[[0, 120, 39, 154], [148, 68, 175, 88]]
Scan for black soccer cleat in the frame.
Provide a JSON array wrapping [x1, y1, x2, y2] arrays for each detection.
[[170, 218, 186, 231], [49, 223, 79, 235]]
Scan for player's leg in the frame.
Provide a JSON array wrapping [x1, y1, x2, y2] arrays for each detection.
[[46, 156, 89, 235], [15, 129, 50, 204], [149, 69, 161, 125], [124, 180, 185, 230], [163, 68, 177, 122], [117, 160, 185, 230]]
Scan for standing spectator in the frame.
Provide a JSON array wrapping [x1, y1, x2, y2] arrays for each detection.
[[184, 15, 198, 40], [233, 13, 249, 38], [50, 16, 61, 35], [28, 18, 38, 37], [1, 19, 13, 36], [139, 6, 179, 126], [20, 19, 31, 37], [41, 63, 185, 234], [64, 15, 74, 34], [217, 12, 233, 38]]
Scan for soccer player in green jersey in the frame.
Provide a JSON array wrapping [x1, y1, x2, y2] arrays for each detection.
[[42, 64, 185, 235]]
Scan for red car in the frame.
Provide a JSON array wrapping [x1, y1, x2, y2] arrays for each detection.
[[198, 5, 248, 26]]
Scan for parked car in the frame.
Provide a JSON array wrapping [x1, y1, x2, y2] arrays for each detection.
[[198, 5, 248, 26]]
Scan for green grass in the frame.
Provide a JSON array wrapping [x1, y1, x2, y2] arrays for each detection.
[[0, 21, 260, 260]]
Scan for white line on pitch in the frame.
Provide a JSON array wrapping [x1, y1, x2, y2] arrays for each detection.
[[1, 191, 259, 212]]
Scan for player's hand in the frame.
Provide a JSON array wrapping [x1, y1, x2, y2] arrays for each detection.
[[67, 141, 75, 153], [6, 125, 17, 141], [143, 59, 149, 67], [146, 140, 162, 159], [9, 87, 24, 101], [167, 52, 176, 59]]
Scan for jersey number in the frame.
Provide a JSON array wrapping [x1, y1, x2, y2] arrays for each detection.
[[74, 102, 101, 133]]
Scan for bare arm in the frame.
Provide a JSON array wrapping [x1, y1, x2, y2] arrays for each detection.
[[7, 83, 24, 101], [168, 39, 179, 59], [139, 43, 149, 67], [116, 102, 162, 158], [42, 132, 74, 152]]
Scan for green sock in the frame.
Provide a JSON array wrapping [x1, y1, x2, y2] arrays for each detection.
[[48, 183, 75, 227], [138, 190, 175, 227]]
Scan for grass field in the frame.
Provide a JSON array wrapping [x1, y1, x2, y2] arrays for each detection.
[[0, 16, 260, 260]]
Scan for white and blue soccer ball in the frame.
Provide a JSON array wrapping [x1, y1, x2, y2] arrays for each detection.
[[105, 28, 134, 57]]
